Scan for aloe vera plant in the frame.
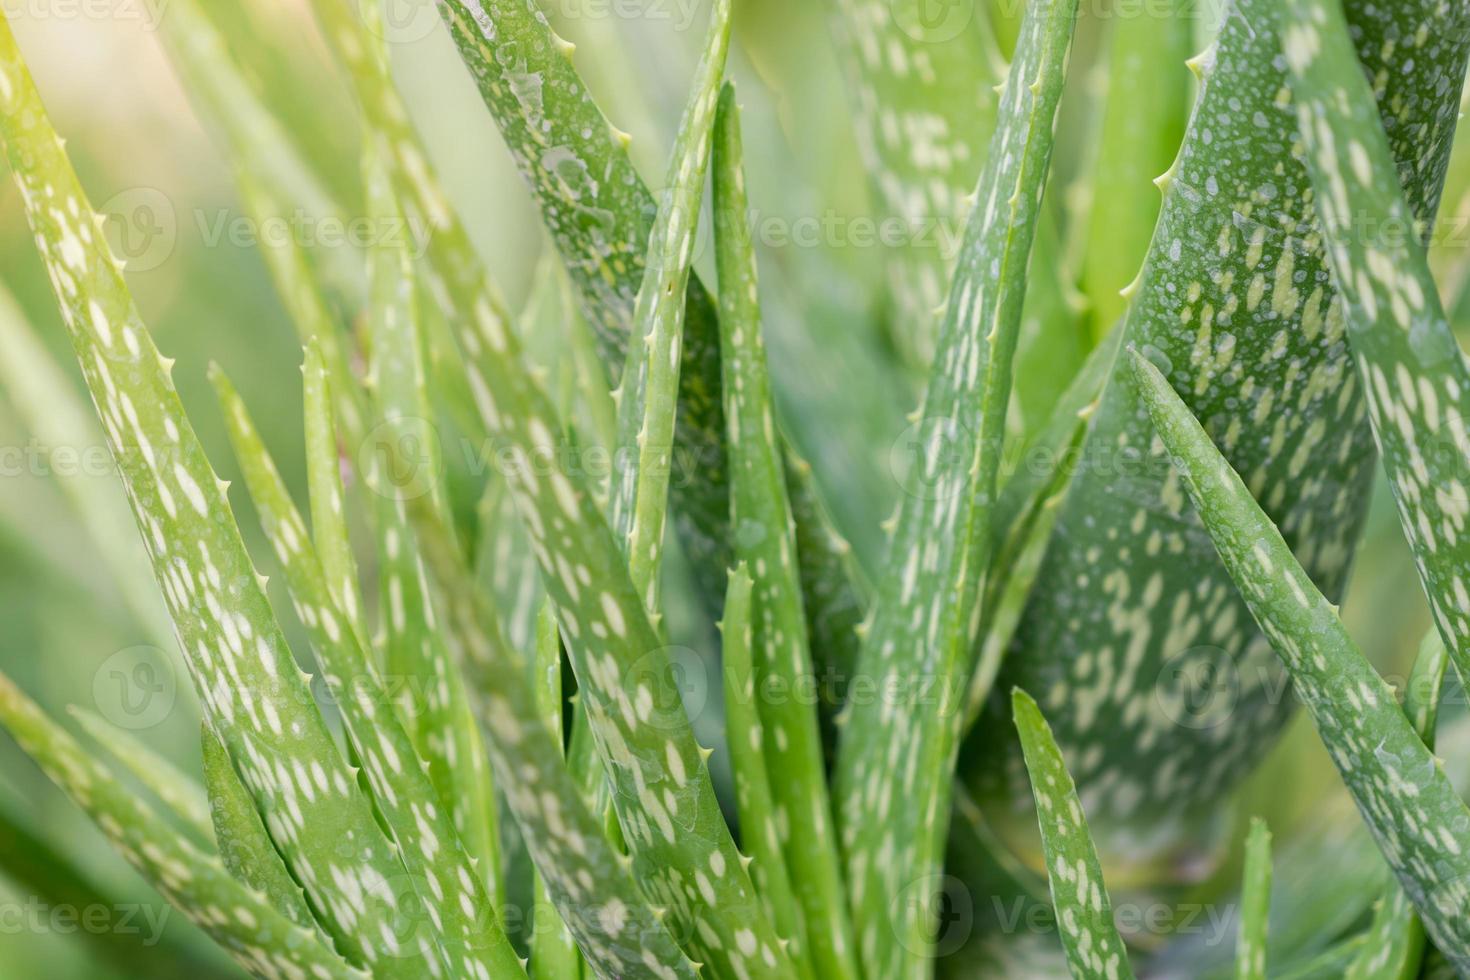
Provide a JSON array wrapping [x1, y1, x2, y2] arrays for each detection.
[[8, 0, 1470, 978]]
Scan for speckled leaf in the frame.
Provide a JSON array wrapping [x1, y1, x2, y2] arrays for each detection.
[[308, 5, 793, 973], [361, 146, 502, 899], [713, 82, 857, 980], [528, 605, 582, 980], [433, 0, 731, 603], [975, 0, 1470, 859], [211, 368, 525, 979], [302, 339, 366, 649], [200, 724, 319, 934], [1130, 349, 1470, 974], [822, 0, 1003, 368], [1284, 0, 1470, 689], [403, 500, 699, 980], [782, 447, 867, 763], [1341, 630, 1445, 980], [832, 0, 1081, 972], [608, 0, 730, 612], [720, 565, 811, 979], [0, 673, 363, 980], [1079, 0, 1193, 338], [1011, 689, 1135, 980], [0, 17, 433, 974], [69, 707, 213, 846], [1236, 818, 1271, 980]]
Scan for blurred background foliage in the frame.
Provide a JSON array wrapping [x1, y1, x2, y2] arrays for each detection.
[[0, 0, 1464, 975]]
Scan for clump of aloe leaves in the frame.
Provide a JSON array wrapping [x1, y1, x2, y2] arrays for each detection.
[[2, 0, 1470, 976]]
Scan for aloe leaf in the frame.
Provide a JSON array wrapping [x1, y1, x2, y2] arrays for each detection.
[[608, 0, 731, 611], [0, 785, 226, 979], [1284, 0, 1470, 689], [832, 0, 1081, 970], [0, 673, 364, 979], [68, 707, 213, 845], [1235, 818, 1271, 980], [1079, 0, 1192, 338], [712, 82, 857, 979], [528, 605, 582, 980], [977, 0, 1470, 855], [1341, 630, 1445, 980], [782, 447, 867, 762], [302, 339, 367, 648], [309, 4, 792, 971], [0, 17, 443, 973], [1129, 348, 1470, 974], [199, 724, 320, 934], [822, 0, 1002, 368], [403, 501, 700, 980], [1011, 689, 1135, 980], [211, 368, 526, 979], [720, 564, 812, 979], [360, 144, 503, 899], [0, 286, 173, 646]]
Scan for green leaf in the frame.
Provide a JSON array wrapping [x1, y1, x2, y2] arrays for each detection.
[[211, 368, 526, 979], [608, 0, 731, 611], [0, 783, 227, 979], [720, 564, 812, 979], [1235, 818, 1271, 980], [69, 707, 213, 846], [404, 499, 700, 980], [0, 672, 363, 979], [0, 16, 432, 973], [713, 82, 857, 979], [360, 144, 502, 900], [1011, 688, 1135, 980], [1079, 0, 1192, 337], [822, 0, 1004, 368], [309, 4, 793, 972], [832, 0, 1081, 970], [975, 0, 1470, 858], [200, 724, 319, 934], [528, 605, 582, 980], [1341, 630, 1445, 980], [1284, 0, 1470, 690], [1129, 348, 1470, 975], [432, 0, 733, 605]]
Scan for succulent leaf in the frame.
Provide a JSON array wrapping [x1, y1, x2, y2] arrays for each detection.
[[1236, 818, 1272, 980], [1130, 348, 1470, 974], [832, 0, 1081, 972], [1012, 688, 1135, 980], [0, 673, 364, 980]]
